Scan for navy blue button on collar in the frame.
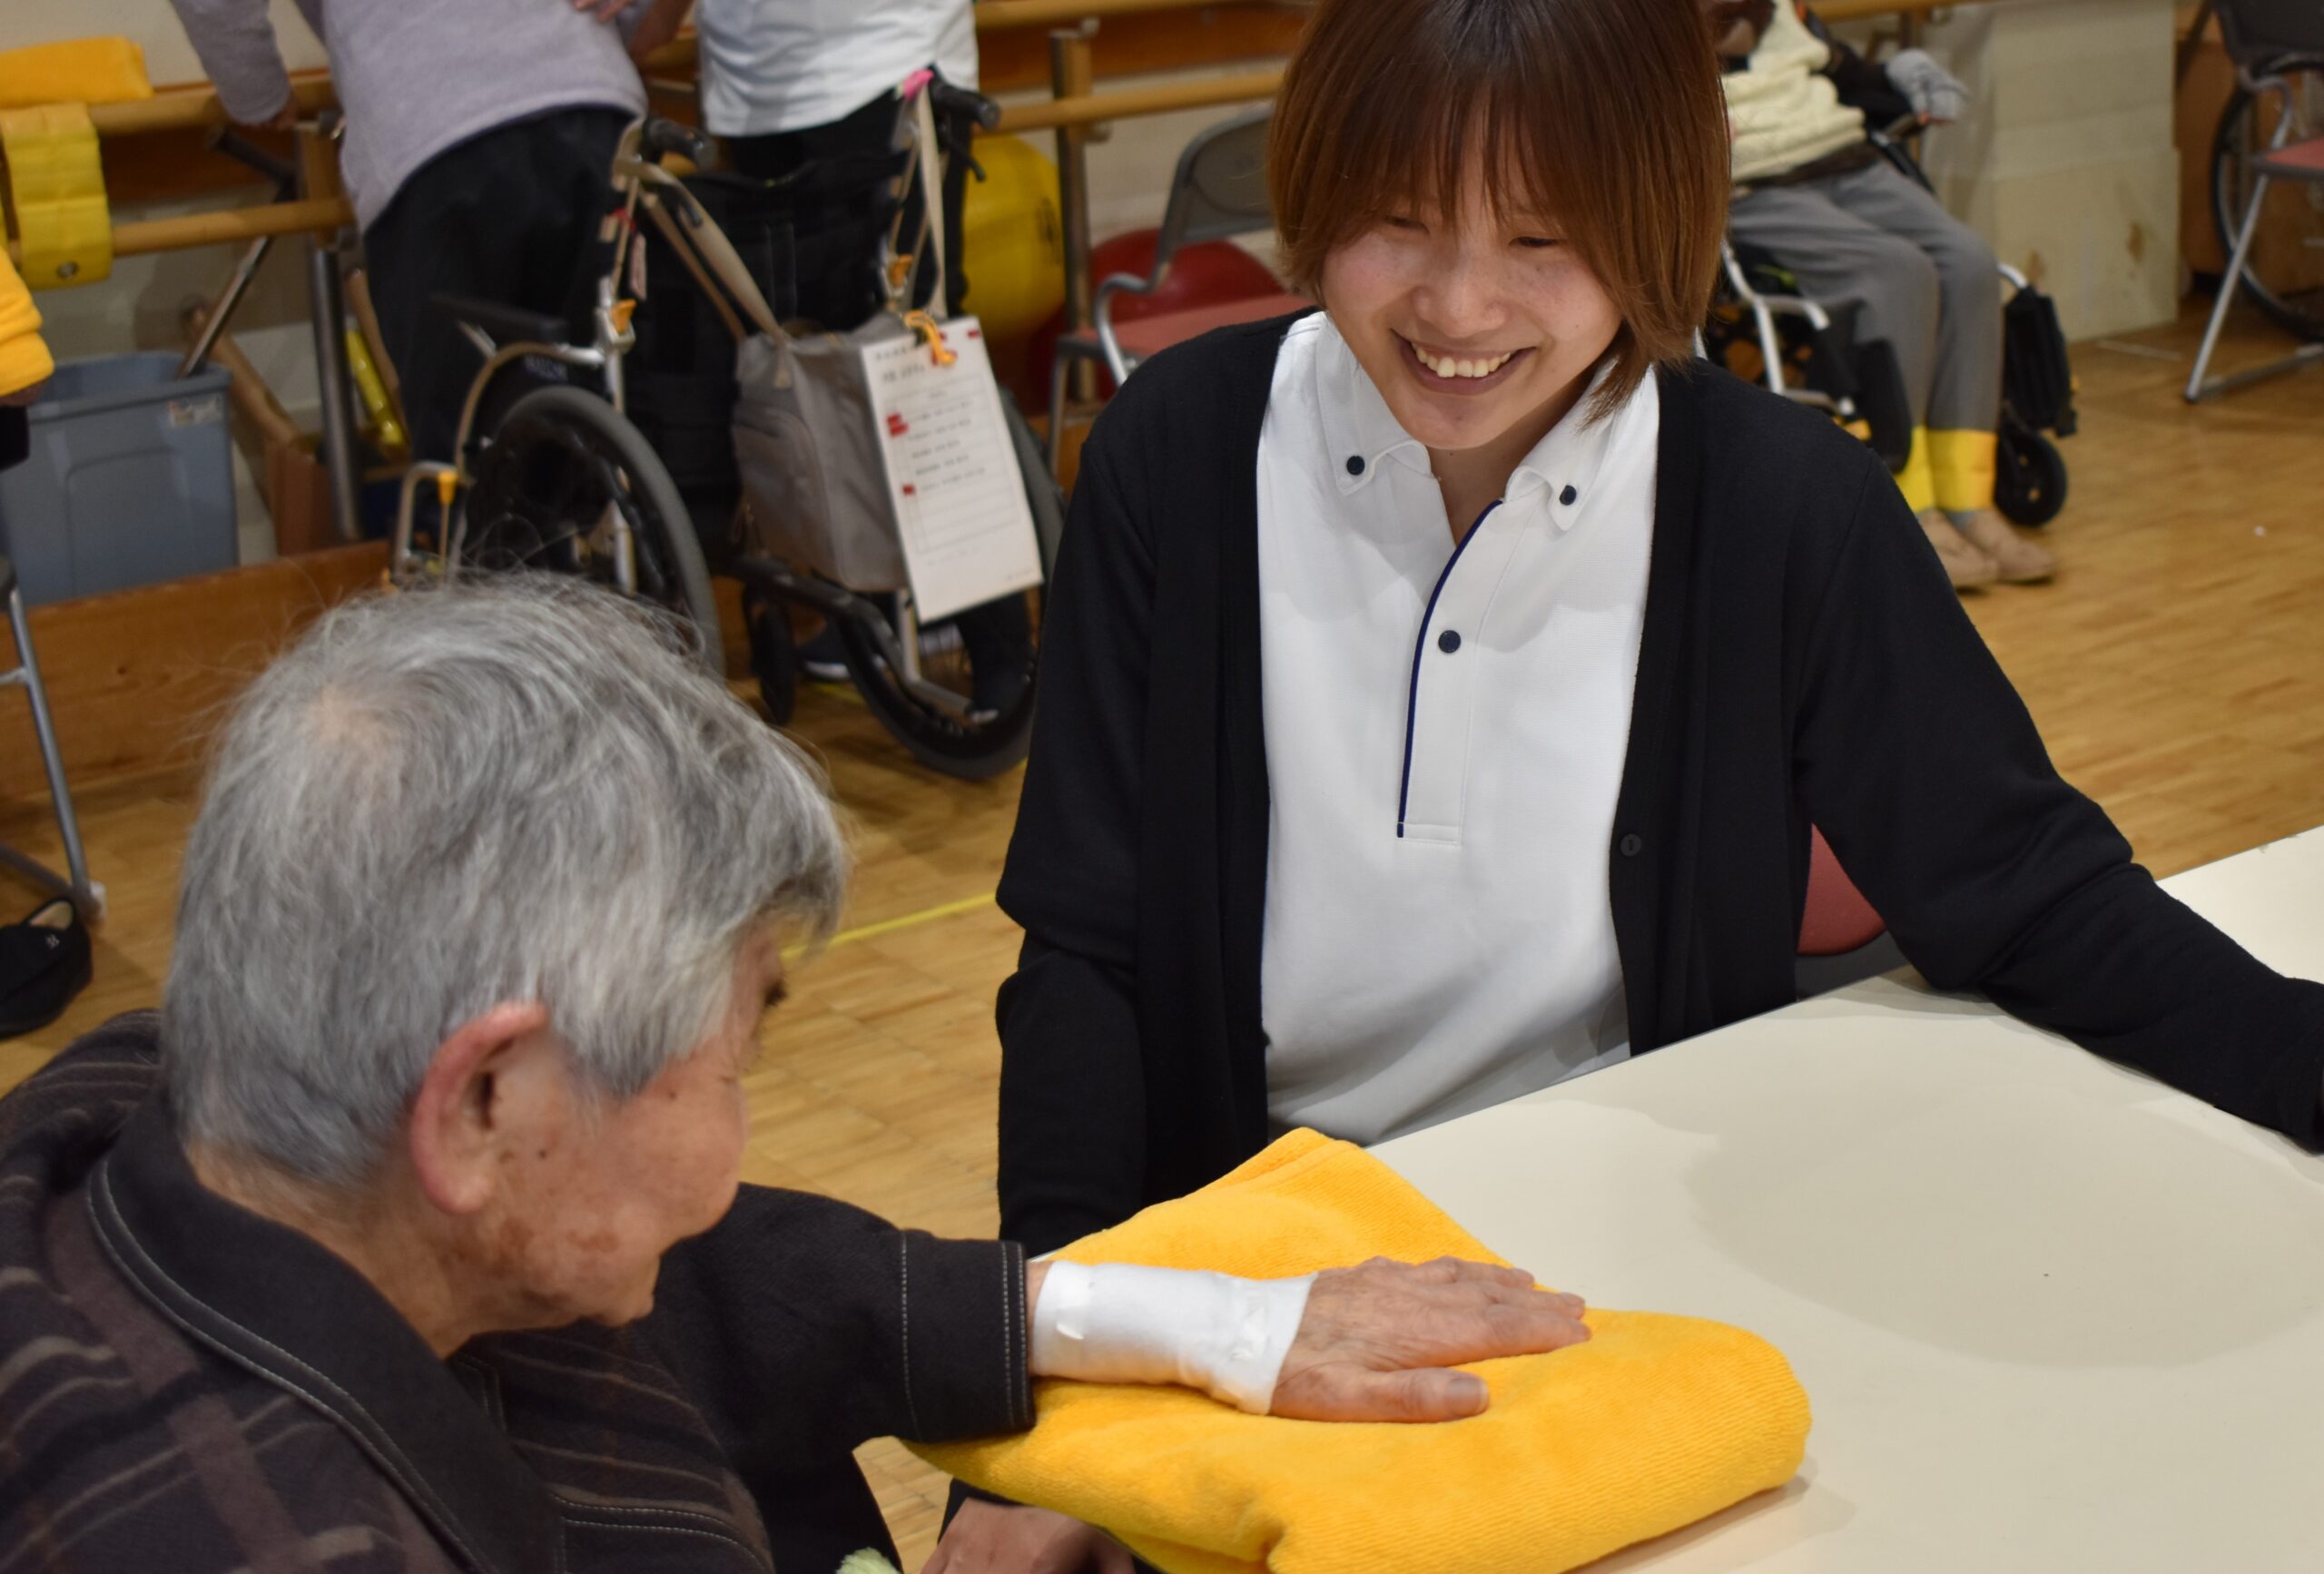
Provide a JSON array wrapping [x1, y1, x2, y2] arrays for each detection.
[[1346, 455, 1365, 477]]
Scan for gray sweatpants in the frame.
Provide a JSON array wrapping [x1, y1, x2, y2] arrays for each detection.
[[1728, 159, 2001, 434]]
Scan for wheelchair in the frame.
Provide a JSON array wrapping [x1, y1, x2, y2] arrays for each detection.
[[1708, 123, 2076, 528], [388, 92, 1060, 780]]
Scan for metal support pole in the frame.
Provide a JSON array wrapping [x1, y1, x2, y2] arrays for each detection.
[[301, 112, 363, 544], [1050, 26, 1098, 406], [178, 236, 272, 379], [306, 238, 363, 543], [3, 585, 99, 918]]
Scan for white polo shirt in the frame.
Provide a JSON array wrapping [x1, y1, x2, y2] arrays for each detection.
[[693, 0, 980, 138], [1257, 312, 1659, 1145]]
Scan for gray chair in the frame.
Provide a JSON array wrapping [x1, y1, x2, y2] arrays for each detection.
[[2186, 0, 2324, 400], [1046, 106, 1308, 476], [1, 554, 98, 919]]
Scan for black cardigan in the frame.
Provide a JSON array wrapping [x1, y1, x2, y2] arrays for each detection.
[[994, 313, 2324, 1255]]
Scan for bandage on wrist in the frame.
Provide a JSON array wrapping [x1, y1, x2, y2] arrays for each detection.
[[1029, 1262, 1315, 1413]]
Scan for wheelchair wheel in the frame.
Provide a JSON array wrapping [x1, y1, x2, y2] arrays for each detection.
[[1994, 418, 2067, 528], [834, 595, 1037, 780], [1001, 389, 1067, 581], [461, 386, 722, 666], [2210, 61, 2324, 343]]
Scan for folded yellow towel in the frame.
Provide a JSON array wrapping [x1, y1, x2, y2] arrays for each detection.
[[916, 1130, 1811, 1574], [0, 38, 153, 110]]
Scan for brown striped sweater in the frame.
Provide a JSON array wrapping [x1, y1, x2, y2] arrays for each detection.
[[0, 1015, 1031, 1573]]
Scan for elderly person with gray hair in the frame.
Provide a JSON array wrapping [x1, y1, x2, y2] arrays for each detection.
[[0, 578, 1589, 1574]]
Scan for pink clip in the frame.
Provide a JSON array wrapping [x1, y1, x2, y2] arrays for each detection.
[[899, 68, 936, 102]]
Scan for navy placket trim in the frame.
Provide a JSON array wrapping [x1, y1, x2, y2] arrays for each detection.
[[1395, 499, 1502, 838]]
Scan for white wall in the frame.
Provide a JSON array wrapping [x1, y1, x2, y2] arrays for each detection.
[[1, 1, 323, 84], [1817, 2, 2179, 339]]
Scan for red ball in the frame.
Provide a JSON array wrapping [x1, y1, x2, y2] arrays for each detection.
[[1012, 229, 1284, 411]]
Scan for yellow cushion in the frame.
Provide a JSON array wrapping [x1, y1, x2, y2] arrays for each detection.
[[915, 1130, 1812, 1574], [0, 250, 54, 398], [0, 103, 110, 290], [0, 38, 153, 110]]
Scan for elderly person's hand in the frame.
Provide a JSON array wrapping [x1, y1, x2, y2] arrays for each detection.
[[1027, 1254, 1588, 1423], [1272, 1255, 1588, 1422], [1885, 49, 1969, 126], [1, 379, 47, 408], [931, 1260, 1583, 1568]]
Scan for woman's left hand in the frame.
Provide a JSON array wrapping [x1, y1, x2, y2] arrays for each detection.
[[924, 1500, 1135, 1574]]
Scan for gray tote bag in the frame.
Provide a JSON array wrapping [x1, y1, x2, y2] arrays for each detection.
[[732, 318, 913, 590]]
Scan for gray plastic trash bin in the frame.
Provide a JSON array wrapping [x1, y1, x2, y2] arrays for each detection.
[[0, 352, 238, 605]]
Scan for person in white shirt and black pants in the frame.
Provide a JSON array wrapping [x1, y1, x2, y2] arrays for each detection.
[[631, 0, 1033, 708]]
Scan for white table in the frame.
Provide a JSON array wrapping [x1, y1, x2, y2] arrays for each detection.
[[1373, 828, 2324, 1571]]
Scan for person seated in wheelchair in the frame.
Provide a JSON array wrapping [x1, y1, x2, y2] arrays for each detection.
[[1709, 0, 2058, 590], [626, 0, 1035, 716], [0, 579, 1590, 1574]]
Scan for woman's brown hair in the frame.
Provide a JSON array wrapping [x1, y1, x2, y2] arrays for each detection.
[[1268, 0, 1731, 412]]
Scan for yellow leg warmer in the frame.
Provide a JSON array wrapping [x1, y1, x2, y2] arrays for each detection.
[[1894, 428, 1936, 515], [1929, 428, 1997, 515]]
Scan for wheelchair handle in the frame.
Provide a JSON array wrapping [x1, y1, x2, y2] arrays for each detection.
[[638, 116, 715, 169], [931, 81, 1003, 132]]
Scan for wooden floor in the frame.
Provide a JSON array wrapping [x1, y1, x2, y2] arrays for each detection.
[[4, 300, 2322, 1567]]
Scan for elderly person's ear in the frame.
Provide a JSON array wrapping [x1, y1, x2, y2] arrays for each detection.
[[405, 1001, 559, 1215]]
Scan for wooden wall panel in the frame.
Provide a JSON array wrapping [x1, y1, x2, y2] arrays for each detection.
[[2, 545, 386, 802]]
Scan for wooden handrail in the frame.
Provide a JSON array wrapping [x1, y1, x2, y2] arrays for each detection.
[[998, 67, 1281, 132], [978, 0, 1300, 29], [87, 74, 336, 139], [84, 0, 1981, 142], [92, 0, 1290, 138], [55, 0, 1989, 258], [2, 196, 355, 270], [44, 66, 1277, 261], [1813, 0, 1993, 20], [113, 197, 354, 256]]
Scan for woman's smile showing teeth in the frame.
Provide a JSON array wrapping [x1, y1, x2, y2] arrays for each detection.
[[1400, 335, 1532, 393], [1415, 347, 1512, 378]]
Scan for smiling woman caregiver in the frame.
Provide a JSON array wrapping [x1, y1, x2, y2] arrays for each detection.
[[993, 0, 2324, 1256]]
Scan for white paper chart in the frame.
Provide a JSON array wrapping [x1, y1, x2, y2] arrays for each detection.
[[860, 317, 1045, 624]]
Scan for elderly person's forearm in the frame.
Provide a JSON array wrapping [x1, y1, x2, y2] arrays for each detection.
[[1024, 1254, 1590, 1422], [166, 0, 297, 124]]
